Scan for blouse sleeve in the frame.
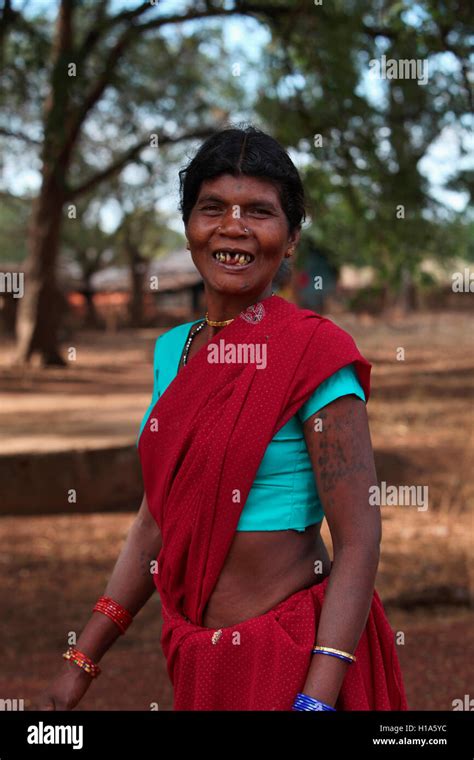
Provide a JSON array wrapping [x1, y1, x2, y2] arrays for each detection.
[[136, 336, 162, 447], [297, 363, 366, 424]]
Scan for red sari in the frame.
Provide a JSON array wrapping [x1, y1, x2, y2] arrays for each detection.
[[138, 294, 408, 710]]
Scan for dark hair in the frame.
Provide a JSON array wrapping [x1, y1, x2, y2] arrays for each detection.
[[178, 124, 306, 235]]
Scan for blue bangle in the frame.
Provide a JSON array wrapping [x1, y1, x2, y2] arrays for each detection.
[[292, 692, 336, 712], [312, 649, 354, 665]]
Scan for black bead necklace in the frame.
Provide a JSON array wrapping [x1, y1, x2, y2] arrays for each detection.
[[182, 319, 206, 366]]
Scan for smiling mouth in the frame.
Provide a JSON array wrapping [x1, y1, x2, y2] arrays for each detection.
[[212, 250, 255, 267]]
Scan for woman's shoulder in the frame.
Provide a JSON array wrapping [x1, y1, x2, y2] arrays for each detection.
[[287, 305, 359, 353]]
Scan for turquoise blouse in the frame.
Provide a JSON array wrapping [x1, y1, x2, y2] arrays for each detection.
[[137, 319, 366, 532]]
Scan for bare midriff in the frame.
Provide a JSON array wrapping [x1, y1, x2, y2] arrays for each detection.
[[201, 526, 331, 628], [178, 323, 331, 629]]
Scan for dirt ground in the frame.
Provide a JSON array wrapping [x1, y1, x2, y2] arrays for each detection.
[[0, 309, 473, 710]]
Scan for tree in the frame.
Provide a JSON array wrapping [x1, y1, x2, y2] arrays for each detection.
[[1, 0, 289, 364], [254, 0, 472, 310], [113, 206, 184, 328], [61, 209, 114, 329]]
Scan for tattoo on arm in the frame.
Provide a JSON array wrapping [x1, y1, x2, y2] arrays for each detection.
[[305, 399, 375, 508]]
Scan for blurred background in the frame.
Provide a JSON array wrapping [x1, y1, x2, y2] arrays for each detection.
[[0, 0, 472, 711]]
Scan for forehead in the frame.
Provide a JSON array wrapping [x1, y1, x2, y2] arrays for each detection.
[[197, 174, 282, 206]]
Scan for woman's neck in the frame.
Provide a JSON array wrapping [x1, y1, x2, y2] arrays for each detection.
[[204, 285, 273, 337]]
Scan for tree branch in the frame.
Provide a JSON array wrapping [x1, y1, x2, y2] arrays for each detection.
[[136, 2, 290, 33], [42, 0, 75, 165], [0, 127, 42, 145], [52, 0, 74, 61], [60, 1, 292, 167], [65, 126, 218, 200], [362, 23, 398, 39], [77, 0, 153, 64], [0, 0, 15, 61], [0, 0, 14, 35], [57, 23, 136, 167]]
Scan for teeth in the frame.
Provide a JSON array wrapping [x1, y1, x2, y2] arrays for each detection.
[[214, 251, 252, 265]]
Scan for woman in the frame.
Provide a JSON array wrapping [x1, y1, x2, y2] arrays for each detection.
[[39, 126, 408, 711]]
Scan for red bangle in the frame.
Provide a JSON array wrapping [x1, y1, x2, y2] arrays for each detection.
[[93, 595, 133, 634], [62, 646, 101, 678]]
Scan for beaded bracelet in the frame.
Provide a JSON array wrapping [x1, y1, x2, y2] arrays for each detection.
[[292, 692, 336, 711], [93, 595, 133, 634], [312, 645, 356, 665], [62, 646, 101, 678]]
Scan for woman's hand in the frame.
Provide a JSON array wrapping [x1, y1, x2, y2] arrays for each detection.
[[35, 661, 95, 710]]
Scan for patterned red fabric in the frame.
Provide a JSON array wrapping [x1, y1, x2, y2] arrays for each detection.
[[138, 294, 408, 710], [161, 577, 408, 710]]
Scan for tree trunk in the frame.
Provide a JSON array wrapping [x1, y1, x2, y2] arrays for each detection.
[[14, 174, 66, 365], [79, 267, 101, 329], [126, 241, 147, 328], [81, 286, 100, 329], [398, 266, 417, 314], [13, 1, 75, 365]]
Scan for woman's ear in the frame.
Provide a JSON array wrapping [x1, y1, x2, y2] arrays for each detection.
[[285, 227, 301, 259], [286, 227, 301, 257]]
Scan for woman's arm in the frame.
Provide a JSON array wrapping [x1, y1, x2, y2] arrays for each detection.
[[37, 492, 162, 709], [73, 491, 162, 661], [301, 394, 381, 708]]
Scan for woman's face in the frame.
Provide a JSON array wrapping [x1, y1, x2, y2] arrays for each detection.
[[185, 173, 300, 296]]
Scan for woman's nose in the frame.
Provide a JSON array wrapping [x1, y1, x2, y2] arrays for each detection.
[[217, 209, 250, 236]]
